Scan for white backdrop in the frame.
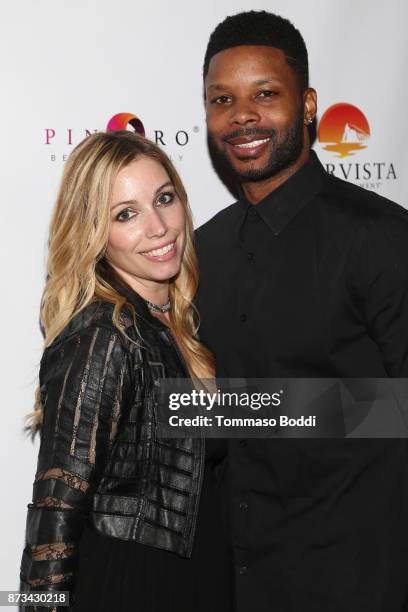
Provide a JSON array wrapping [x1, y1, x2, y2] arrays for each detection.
[[2, 0, 407, 600]]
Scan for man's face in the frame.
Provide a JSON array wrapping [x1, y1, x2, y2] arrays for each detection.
[[205, 45, 309, 182]]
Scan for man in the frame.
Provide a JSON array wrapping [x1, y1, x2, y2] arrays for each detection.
[[195, 10, 408, 612]]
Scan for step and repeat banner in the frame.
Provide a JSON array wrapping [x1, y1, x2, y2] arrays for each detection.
[[1, 0, 407, 598]]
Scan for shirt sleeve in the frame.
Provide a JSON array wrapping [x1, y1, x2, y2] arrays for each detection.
[[19, 324, 133, 611], [350, 215, 408, 377]]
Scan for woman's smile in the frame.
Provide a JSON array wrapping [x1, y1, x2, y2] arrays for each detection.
[[139, 240, 177, 261]]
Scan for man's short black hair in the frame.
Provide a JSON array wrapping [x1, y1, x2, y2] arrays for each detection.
[[203, 10, 309, 91]]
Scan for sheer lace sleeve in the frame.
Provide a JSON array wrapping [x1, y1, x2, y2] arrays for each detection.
[[19, 324, 132, 611]]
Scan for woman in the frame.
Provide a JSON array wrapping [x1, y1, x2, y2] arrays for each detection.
[[19, 131, 233, 611]]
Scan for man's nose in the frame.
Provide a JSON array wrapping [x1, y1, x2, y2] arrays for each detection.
[[229, 99, 261, 126], [145, 208, 167, 238]]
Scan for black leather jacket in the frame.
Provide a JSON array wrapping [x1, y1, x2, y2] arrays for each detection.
[[19, 274, 205, 610]]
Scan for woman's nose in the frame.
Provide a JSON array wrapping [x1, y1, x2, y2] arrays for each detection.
[[144, 208, 167, 239]]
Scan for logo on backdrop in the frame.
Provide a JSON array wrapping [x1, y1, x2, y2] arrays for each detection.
[[318, 103, 370, 158], [106, 112, 145, 135], [316, 102, 397, 191], [45, 111, 199, 164]]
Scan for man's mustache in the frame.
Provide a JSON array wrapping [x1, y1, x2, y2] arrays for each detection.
[[221, 127, 278, 143]]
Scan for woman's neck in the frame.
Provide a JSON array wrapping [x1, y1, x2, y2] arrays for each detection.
[[108, 263, 169, 305]]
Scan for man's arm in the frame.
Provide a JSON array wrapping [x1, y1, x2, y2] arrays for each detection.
[[350, 214, 408, 376]]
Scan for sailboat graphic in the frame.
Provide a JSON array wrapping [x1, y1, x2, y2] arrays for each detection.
[[341, 123, 369, 143]]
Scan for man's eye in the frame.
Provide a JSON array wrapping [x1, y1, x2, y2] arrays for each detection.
[[257, 90, 277, 98], [211, 95, 231, 104], [157, 192, 175, 206], [117, 209, 137, 222]]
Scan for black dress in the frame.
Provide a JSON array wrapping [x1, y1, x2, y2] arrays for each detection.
[[73, 437, 234, 611]]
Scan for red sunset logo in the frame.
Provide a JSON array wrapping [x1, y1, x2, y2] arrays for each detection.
[[318, 103, 370, 158], [106, 112, 145, 136]]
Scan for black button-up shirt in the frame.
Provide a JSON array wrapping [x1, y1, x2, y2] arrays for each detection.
[[195, 151, 408, 612]]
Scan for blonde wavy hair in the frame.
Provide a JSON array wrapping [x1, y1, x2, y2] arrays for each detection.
[[26, 130, 214, 436]]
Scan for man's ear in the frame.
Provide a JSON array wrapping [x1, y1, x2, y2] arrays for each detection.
[[303, 88, 317, 125]]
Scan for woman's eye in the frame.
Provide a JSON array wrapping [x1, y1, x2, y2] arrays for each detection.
[[157, 192, 175, 206], [117, 209, 137, 222]]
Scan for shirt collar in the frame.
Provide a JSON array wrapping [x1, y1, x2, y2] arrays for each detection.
[[238, 150, 325, 236]]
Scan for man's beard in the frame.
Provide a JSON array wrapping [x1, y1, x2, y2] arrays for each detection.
[[208, 112, 305, 183]]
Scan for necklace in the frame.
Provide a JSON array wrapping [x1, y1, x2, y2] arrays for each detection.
[[145, 298, 171, 313]]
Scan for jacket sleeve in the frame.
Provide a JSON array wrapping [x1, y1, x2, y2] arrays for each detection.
[[19, 324, 133, 611]]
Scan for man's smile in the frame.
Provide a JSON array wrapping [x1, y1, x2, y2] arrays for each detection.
[[226, 135, 273, 158]]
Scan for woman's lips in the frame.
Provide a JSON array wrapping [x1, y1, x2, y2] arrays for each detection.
[[140, 241, 177, 262], [227, 137, 272, 158]]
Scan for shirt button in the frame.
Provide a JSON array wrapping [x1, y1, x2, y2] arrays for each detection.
[[239, 501, 248, 511], [247, 252, 254, 261], [239, 439, 247, 447], [239, 565, 248, 575], [240, 314, 247, 322]]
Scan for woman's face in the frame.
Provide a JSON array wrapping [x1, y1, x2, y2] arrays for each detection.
[[106, 156, 186, 297]]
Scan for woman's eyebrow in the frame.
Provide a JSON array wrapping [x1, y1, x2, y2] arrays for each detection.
[[111, 198, 137, 211], [111, 181, 174, 210]]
